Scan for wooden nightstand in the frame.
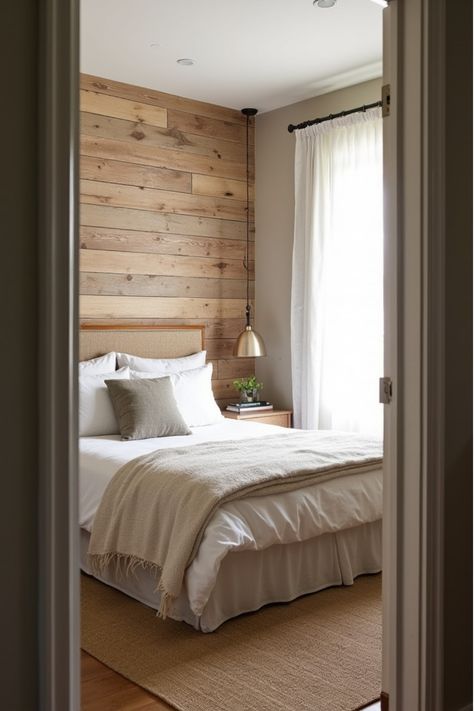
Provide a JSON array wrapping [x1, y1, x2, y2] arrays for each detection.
[[222, 409, 293, 428]]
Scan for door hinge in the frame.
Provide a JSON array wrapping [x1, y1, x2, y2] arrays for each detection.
[[382, 84, 391, 118], [379, 377, 393, 404]]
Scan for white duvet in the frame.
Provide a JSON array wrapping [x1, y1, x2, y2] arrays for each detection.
[[80, 419, 382, 616]]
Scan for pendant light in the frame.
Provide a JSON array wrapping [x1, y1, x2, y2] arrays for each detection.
[[234, 108, 267, 358]]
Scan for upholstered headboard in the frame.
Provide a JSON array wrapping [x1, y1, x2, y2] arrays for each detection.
[[79, 324, 205, 362]]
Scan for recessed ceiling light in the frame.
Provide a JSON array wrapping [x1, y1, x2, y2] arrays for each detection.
[[313, 0, 337, 6], [369, 0, 388, 6], [176, 58, 195, 66], [149, 42, 160, 48]]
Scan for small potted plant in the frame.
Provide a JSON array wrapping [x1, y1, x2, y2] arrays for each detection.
[[232, 376, 263, 403]]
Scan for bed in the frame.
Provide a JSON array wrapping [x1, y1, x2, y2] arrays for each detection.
[[79, 324, 383, 632]]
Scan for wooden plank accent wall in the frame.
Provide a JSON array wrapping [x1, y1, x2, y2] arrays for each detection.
[[79, 74, 256, 407]]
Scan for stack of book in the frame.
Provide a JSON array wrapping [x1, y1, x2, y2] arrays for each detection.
[[226, 401, 273, 413]]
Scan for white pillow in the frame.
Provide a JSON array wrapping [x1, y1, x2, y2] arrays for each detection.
[[131, 364, 223, 428], [79, 352, 116, 375], [79, 367, 130, 437], [117, 350, 206, 375]]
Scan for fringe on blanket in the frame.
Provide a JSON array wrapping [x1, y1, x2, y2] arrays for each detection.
[[87, 552, 173, 619]]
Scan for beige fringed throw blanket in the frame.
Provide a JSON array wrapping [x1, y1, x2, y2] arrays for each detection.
[[88, 430, 382, 617]]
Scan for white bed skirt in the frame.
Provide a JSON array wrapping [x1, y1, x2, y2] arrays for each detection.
[[81, 519, 382, 632]]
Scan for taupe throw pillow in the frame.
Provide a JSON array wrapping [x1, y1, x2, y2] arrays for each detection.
[[105, 376, 191, 440]]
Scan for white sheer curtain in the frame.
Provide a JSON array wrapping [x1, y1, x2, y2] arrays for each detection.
[[291, 108, 383, 435]]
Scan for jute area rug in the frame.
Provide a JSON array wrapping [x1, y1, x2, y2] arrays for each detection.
[[81, 573, 381, 711]]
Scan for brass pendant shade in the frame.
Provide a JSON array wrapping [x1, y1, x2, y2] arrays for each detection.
[[234, 325, 267, 358], [235, 108, 267, 358]]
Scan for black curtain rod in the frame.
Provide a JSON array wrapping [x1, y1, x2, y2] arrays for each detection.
[[287, 100, 383, 133]]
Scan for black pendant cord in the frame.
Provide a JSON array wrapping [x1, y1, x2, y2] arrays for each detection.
[[287, 100, 382, 133], [241, 108, 257, 326], [246, 112, 250, 317]]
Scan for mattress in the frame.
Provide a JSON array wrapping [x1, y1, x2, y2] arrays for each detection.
[[80, 419, 383, 629]]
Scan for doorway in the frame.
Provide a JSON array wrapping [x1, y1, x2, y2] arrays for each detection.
[[34, 1, 472, 710]]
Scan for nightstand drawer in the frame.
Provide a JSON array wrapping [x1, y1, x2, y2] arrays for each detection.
[[250, 413, 291, 427], [222, 409, 292, 428]]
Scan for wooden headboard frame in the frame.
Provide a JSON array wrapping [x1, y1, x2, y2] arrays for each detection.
[[79, 324, 205, 362]]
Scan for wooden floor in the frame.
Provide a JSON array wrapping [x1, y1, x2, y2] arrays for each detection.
[[81, 650, 381, 711], [81, 651, 173, 710]]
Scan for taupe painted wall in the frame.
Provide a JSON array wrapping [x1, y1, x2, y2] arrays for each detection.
[[254, 79, 382, 409]]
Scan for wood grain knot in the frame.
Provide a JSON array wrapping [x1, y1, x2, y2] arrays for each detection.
[[168, 127, 192, 147]]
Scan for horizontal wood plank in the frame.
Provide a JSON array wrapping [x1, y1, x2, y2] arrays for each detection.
[[81, 204, 248, 240], [80, 135, 248, 181], [80, 249, 253, 280], [206, 338, 238, 358], [209, 360, 218, 379], [167, 109, 245, 144], [80, 179, 249, 222], [80, 295, 249, 320], [81, 112, 246, 164], [80, 156, 191, 193], [80, 89, 167, 128], [80, 74, 246, 126], [80, 272, 252, 299], [79, 317, 247, 340], [80, 226, 253, 260], [217, 358, 256, 380], [212, 378, 239, 399], [192, 174, 248, 202]]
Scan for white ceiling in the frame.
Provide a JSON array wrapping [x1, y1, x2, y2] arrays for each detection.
[[80, 0, 383, 114]]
